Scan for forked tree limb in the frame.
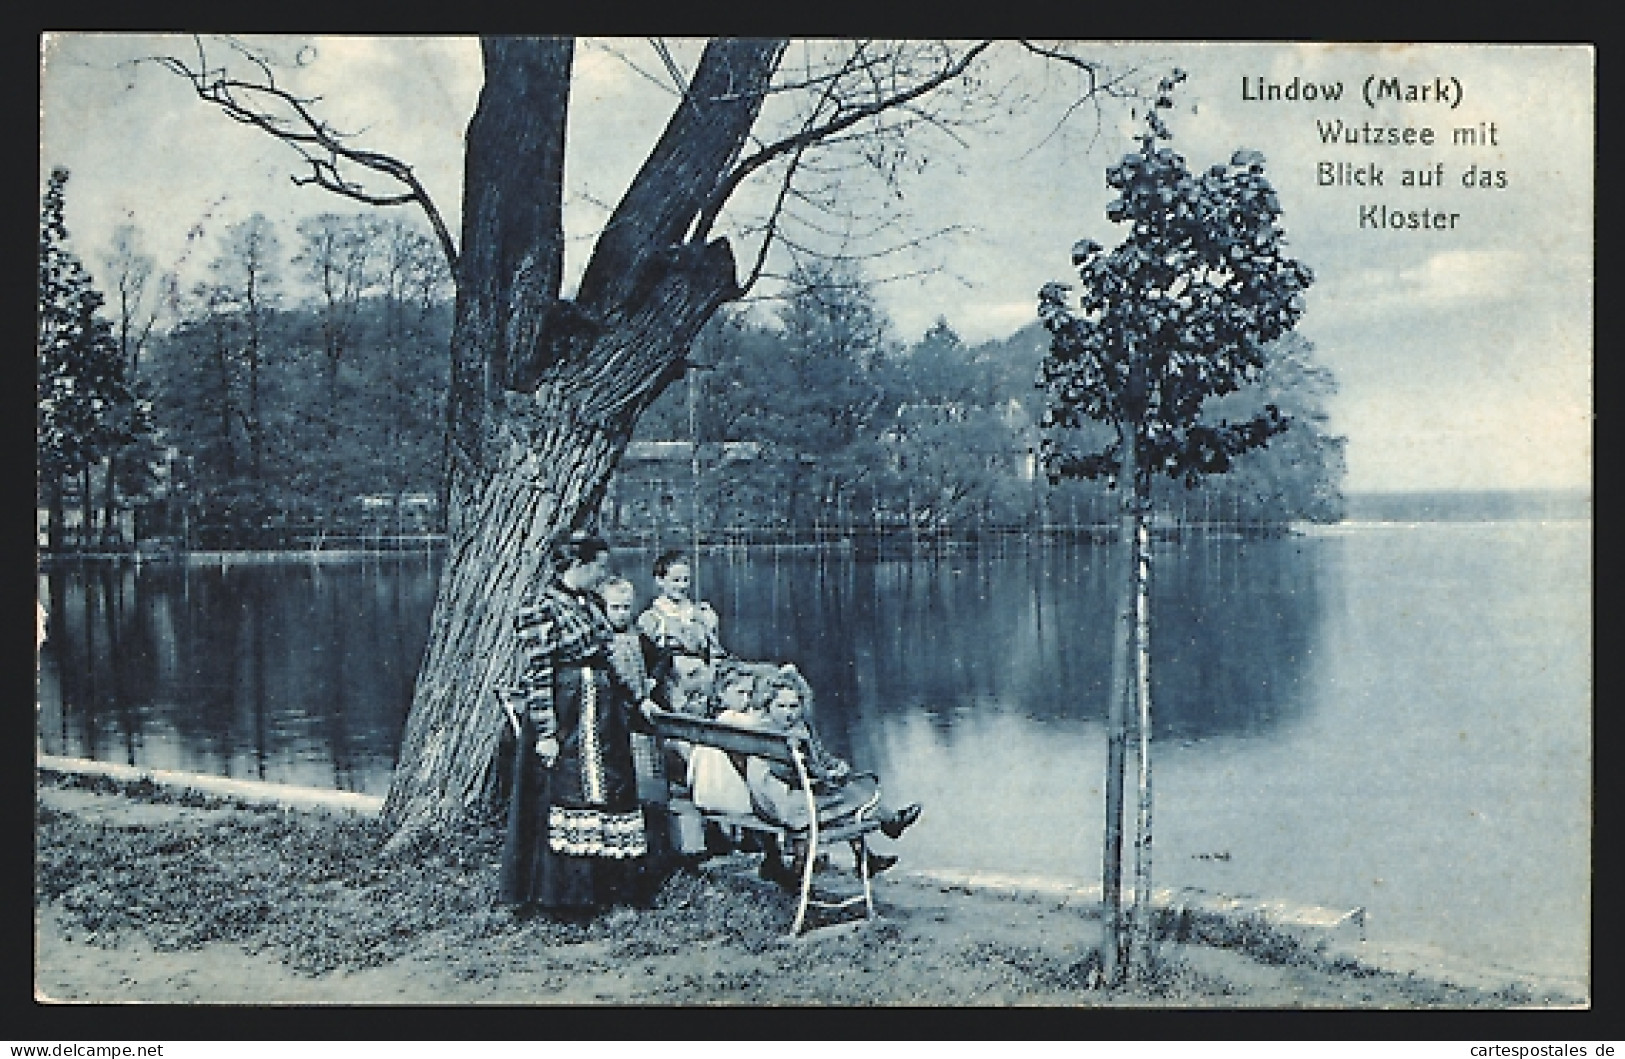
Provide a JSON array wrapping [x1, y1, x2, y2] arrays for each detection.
[[152, 38, 460, 273]]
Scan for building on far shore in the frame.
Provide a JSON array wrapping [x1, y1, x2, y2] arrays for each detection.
[[602, 440, 765, 534]]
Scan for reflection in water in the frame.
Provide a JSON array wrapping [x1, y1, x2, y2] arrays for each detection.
[[39, 556, 437, 793], [37, 541, 1325, 791], [38, 540, 1321, 791], [677, 539, 1326, 890], [35, 526, 1589, 984], [700, 537, 1322, 755]]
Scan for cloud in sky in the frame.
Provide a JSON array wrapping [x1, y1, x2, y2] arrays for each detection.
[[39, 36, 1592, 493], [1316, 247, 1588, 326], [1382, 249, 1538, 307], [1339, 380, 1591, 492]]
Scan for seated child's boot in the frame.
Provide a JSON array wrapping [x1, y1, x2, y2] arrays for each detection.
[[759, 852, 798, 889], [852, 840, 897, 876], [756, 833, 796, 889], [881, 802, 923, 840]]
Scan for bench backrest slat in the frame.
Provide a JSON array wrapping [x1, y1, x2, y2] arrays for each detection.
[[650, 712, 799, 766]]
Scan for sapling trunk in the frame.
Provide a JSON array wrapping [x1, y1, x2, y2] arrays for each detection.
[[1128, 500, 1156, 975], [1101, 427, 1138, 983]]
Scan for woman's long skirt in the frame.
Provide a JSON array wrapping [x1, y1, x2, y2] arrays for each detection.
[[500, 666, 647, 912]]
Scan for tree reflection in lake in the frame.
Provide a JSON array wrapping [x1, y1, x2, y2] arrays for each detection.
[[39, 556, 438, 792], [701, 536, 1322, 757], [38, 539, 1321, 792]]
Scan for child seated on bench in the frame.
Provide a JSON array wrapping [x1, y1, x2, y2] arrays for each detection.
[[744, 665, 922, 885], [687, 660, 771, 815], [687, 660, 798, 863]]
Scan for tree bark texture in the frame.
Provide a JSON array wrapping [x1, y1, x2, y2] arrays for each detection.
[[380, 38, 786, 846], [1128, 501, 1156, 974]]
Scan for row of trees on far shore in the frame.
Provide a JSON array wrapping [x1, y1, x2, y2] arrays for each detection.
[[37, 177, 455, 552], [627, 258, 1345, 538], [38, 176, 1345, 553]]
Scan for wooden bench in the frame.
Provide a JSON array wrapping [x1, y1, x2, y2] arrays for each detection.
[[647, 709, 884, 936]]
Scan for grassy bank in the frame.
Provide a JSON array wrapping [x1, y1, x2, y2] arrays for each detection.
[[33, 770, 1571, 1010]]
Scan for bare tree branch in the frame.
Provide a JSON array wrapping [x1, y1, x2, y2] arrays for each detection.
[[751, 254, 946, 293], [763, 50, 894, 96], [584, 38, 682, 99], [1014, 42, 1149, 160], [690, 40, 996, 243], [648, 37, 694, 111], [723, 42, 869, 288], [574, 37, 785, 313], [894, 101, 974, 149], [740, 146, 807, 295], [149, 36, 460, 273], [1016, 40, 1109, 85]]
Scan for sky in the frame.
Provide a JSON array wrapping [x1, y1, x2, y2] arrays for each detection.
[[39, 36, 1593, 494]]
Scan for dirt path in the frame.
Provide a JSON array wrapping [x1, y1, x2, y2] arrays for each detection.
[[31, 779, 1579, 1008]]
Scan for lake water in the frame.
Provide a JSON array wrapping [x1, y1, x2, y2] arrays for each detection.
[[36, 520, 1591, 988]]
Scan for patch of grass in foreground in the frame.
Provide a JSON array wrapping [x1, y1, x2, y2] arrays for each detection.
[[36, 782, 800, 977]]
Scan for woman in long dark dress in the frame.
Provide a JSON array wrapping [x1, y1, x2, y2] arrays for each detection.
[[500, 532, 650, 913]]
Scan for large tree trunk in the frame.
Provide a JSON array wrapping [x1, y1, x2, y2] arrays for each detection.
[[380, 37, 785, 848]]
